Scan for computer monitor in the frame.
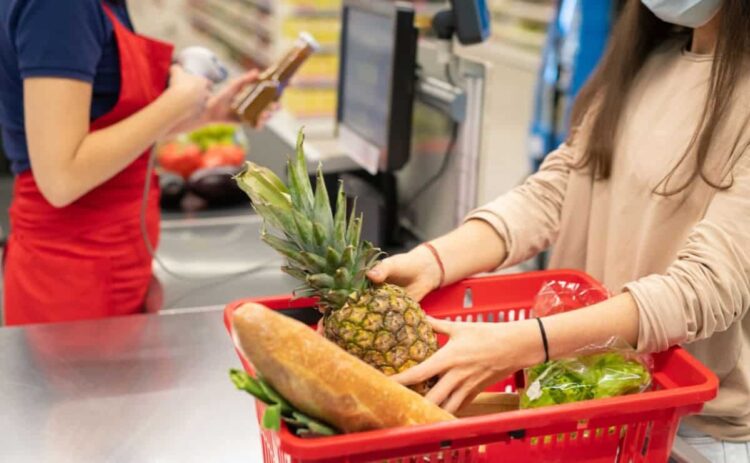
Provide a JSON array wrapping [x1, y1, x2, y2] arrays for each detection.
[[336, 0, 418, 174]]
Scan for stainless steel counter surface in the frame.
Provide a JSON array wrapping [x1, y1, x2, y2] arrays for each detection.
[[155, 211, 297, 311], [0, 308, 262, 463]]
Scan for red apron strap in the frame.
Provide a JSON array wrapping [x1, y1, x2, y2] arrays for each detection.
[[100, 2, 119, 26]]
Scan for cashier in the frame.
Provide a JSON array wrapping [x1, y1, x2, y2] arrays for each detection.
[[370, 0, 750, 459], [0, 0, 272, 325]]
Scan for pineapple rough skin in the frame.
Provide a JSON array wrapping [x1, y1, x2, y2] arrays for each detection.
[[325, 284, 439, 394]]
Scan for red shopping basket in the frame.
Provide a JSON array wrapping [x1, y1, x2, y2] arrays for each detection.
[[224, 270, 718, 463]]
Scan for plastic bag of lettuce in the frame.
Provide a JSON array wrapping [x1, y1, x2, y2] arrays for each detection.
[[520, 280, 652, 409], [520, 352, 652, 408]]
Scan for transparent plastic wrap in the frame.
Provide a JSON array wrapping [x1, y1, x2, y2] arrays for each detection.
[[520, 281, 653, 409]]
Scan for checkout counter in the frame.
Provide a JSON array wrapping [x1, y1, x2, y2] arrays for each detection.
[[0, 166, 281, 461], [0, 307, 264, 461]]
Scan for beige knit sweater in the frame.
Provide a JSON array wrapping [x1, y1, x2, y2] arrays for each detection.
[[468, 41, 750, 441]]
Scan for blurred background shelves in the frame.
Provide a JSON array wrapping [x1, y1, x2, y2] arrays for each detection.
[[187, 0, 341, 134], [484, 0, 556, 66]]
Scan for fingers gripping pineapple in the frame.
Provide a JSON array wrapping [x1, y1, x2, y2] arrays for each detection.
[[236, 130, 438, 394]]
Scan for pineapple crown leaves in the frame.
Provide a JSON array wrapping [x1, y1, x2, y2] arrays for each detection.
[[235, 129, 384, 309]]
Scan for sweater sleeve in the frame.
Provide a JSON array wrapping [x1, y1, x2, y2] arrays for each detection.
[[625, 151, 750, 353], [464, 141, 575, 268]]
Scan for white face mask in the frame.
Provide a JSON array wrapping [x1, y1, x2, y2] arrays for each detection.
[[641, 0, 722, 28]]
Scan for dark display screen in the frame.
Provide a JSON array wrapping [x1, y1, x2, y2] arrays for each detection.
[[340, 9, 394, 148]]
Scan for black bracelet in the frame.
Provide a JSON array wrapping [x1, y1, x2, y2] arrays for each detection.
[[536, 318, 550, 363]]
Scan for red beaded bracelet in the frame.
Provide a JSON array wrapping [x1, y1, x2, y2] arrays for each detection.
[[422, 242, 446, 289]]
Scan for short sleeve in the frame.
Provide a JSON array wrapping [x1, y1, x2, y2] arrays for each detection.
[[10, 0, 107, 82]]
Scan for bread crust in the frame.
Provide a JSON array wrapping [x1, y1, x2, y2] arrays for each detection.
[[232, 302, 455, 433]]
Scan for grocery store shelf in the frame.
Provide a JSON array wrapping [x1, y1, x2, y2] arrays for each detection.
[[278, 1, 340, 17], [493, 22, 547, 50], [213, 0, 274, 39], [235, 0, 340, 17], [290, 76, 338, 88], [489, 0, 554, 55], [503, 1, 555, 24], [237, 0, 272, 13], [189, 6, 272, 66], [457, 38, 542, 72]]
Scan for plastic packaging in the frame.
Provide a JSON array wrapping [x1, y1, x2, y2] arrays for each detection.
[[521, 280, 653, 409], [530, 279, 609, 317]]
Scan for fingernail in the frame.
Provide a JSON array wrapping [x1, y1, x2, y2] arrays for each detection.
[[368, 269, 380, 277]]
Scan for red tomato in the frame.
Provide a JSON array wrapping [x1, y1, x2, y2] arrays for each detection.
[[223, 145, 246, 166], [158, 142, 202, 178], [200, 145, 246, 168], [200, 146, 229, 169]]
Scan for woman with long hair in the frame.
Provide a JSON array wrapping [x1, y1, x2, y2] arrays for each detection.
[[370, 0, 750, 459]]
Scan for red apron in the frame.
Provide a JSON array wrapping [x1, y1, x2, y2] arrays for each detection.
[[3, 5, 174, 326]]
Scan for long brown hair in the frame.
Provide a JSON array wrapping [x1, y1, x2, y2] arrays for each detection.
[[571, 0, 750, 194]]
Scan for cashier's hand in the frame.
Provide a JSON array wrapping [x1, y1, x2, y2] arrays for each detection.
[[168, 65, 212, 121], [391, 317, 542, 414], [367, 246, 442, 301], [202, 69, 279, 129]]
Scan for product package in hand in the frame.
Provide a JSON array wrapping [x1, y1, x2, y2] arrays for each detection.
[[520, 281, 653, 409]]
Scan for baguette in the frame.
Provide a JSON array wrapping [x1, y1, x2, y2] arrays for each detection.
[[231, 303, 455, 433]]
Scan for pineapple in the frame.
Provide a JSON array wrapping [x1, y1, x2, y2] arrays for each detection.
[[235, 130, 438, 394]]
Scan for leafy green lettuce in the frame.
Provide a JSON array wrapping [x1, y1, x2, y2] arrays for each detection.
[[520, 353, 651, 409], [188, 124, 237, 150]]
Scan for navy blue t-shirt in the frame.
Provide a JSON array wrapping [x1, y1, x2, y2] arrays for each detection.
[[0, 0, 134, 174]]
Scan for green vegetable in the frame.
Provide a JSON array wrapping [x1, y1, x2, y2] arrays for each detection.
[[229, 368, 271, 401], [229, 369, 338, 437], [289, 411, 337, 437], [590, 354, 651, 399], [262, 404, 282, 431], [520, 353, 650, 409], [188, 124, 238, 151]]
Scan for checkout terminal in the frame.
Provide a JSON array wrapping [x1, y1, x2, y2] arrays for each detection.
[[332, 0, 490, 248]]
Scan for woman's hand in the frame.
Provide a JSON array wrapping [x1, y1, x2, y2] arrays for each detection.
[[202, 69, 280, 128], [166, 65, 212, 122], [367, 245, 442, 301], [368, 221, 508, 301], [391, 317, 543, 414]]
